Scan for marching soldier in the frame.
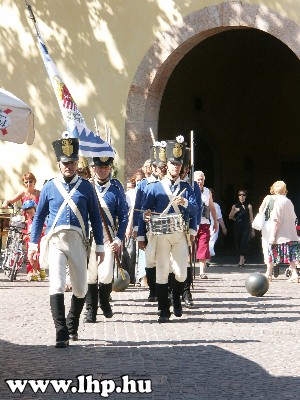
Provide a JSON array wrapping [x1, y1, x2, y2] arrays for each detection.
[[85, 156, 128, 323], [28, 134, 104, 348], [132, 143, 162, 301], [137, 136, 198, 323]]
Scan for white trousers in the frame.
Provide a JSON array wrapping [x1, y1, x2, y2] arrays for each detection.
[[48, 230, 87, 298], [155, 232, 188, 284], [88, 238, 114, 285], [145, 232, 157, 269]]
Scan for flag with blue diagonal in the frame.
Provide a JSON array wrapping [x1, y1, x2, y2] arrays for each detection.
[[36, 30, 114, 158]]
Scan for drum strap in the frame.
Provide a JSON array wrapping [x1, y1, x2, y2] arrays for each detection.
[[161, 179, 181, 215], [95, 182, 115, 238], [53, 178, 87, 243]]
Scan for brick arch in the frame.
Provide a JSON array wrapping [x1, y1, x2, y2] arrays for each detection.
[[124, 1, 300, 180]]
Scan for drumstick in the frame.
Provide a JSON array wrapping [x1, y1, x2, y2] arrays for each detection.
[[134, 187, 187, 218], [160, 188, 187, 216], [133, 208, 161, 215]]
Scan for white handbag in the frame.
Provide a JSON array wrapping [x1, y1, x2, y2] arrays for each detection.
[[252, 212, 265, 231]]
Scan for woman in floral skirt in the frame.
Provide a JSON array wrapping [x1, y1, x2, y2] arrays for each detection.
[[268, 181, 300, 283]]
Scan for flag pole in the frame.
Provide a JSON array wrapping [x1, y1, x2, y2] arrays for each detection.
[[24, 0, 41, 38]]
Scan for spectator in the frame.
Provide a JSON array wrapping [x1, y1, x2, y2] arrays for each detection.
[[268, 181, 300, 283], [22, 199, 46, 282], [208, 188, 227, 259], [229, 189, 254, 267], [194, 171, 218, 279], [2, 172, 40, 208], [257, 183, 278, 280]]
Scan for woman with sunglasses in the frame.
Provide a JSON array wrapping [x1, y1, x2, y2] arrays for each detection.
[[2, 172, 40, 208], [229, 189, 254, 267]]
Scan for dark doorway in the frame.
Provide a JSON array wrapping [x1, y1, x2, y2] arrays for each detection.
[[158, 27, 300, 257], [281, 161, 300, 220]]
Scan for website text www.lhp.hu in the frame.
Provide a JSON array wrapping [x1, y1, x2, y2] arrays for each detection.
[[5, 374, 152, 397]]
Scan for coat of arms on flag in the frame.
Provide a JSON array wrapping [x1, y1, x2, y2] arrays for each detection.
[[26, 1, 115, 159]]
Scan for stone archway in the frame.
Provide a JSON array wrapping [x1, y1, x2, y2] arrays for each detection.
[[124, 1, 300, 180]]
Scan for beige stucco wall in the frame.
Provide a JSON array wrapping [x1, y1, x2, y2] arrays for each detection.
[[0, 0, 299, 198]]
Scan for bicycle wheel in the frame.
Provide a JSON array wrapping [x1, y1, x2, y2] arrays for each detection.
[[1, 252, 9, 271], [9, 253, 20, 282]]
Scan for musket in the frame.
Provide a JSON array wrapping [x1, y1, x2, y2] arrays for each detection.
[[190, 130, 196, 280], [81, 158, 126, 280], [192, 240, 196, 280], [105, 124, 109, 143], [190, 130, 195, 190], [94, 118, 101, 138], [149, 127, 156, 145], [188, 240, 194, 289], [108, 126, 112, 145]]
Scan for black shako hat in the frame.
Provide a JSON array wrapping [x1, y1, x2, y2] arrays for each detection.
[[149, 145, 157, 166], [155, 142, 167, 167], [91, 157, 114, 166], [52, 136, 79, 162], [165, 136, 186, 164]]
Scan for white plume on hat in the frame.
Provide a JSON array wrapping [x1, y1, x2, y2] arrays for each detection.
[[62, 131, 70, 139], [176, 135, 184, 143]]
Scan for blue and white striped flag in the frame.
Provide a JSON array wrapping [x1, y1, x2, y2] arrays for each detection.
[[36, 29, 114, 158]]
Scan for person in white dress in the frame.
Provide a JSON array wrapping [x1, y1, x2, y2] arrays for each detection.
[[208, 189, 227, 259]]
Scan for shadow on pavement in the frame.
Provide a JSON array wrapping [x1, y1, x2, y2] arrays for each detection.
[[0, 338, 299, 399]]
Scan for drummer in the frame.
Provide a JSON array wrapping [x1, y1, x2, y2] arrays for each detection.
[[137, 136, 198, 323]]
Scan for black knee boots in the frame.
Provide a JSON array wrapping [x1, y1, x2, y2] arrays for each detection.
[[172, 280, 185, 317], [66, 294, 86, 341], [182, 267, 194, 308], [50, 294, 69, 348], [84, 283, 99, 323], [99, 282, 113, 318], [146, 267, 157, 301], [168, 272, 175, 300], [156, 283, 171, 323]]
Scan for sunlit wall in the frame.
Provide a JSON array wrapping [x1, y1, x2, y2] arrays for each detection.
[[0, 0, 299, 198]]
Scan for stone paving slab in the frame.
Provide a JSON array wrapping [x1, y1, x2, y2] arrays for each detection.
[[0, 261, 300, 399]]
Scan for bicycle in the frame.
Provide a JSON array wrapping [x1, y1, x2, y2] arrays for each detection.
[[1, 210, 27, 281]]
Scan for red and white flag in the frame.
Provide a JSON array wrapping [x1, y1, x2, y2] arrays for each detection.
[[29, 7, 115, 158]]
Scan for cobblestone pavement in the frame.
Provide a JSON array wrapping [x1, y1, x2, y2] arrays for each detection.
[[1, 259, 300, 399]]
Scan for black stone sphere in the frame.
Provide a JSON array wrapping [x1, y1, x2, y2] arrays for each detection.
[[112, 269, 130, 292], [245, 272, 269, 297]]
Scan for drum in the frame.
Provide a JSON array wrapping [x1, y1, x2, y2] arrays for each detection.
[[147, 213, 186, 235]]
